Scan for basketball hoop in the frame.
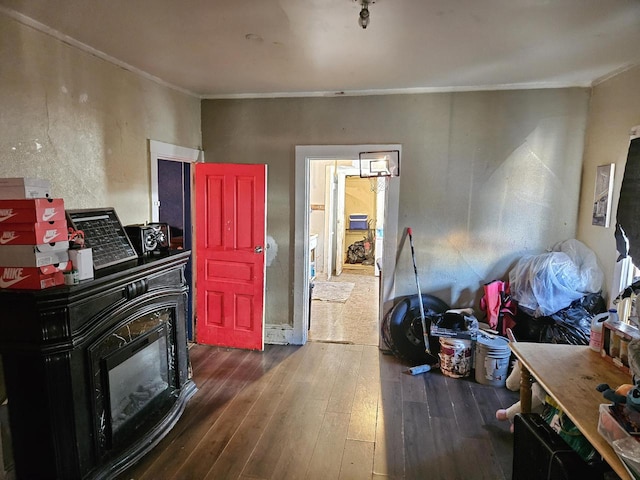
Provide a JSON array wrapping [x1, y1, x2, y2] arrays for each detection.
[[369, 176, 388, 193], [359, 150, 398, 193]]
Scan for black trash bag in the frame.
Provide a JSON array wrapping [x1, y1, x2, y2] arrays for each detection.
[[347, 241, 366, 264], [512, 292, 606, 345]]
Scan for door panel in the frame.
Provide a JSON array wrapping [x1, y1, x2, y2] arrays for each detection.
[[158, 160, 184, 241], [195, 163, 266, 350], [335, 172, 345, 276], [158, 159, 194, 339], [324, 165, 335, 280]]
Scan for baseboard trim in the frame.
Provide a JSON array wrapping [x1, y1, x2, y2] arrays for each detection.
[[265, 324, 299, 345]]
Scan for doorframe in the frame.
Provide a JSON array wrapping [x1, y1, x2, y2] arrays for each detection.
[[149, 140, 203, 222], [149, 140, 204, 340], [323, 164, 335, 281], [294, 144, 401, 346]]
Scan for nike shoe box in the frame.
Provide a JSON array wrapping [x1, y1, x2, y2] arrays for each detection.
[[0, 220, 68, 245], [0, 263, 69, 290], [0, 177, 51, 200], [0, 198, 65, 224], [0, 242, 69, 268]]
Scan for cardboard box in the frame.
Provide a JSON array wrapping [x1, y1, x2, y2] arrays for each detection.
[[0, 177, 51, 200], [0, 220, 67, 245], [429, 309, 479, 340], [0, 242, 68, 267], [430, 324, 477, 340], [0, 263, 69, 290], [0, 198, 64, 224]]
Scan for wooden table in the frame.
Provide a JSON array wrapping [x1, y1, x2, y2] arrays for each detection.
[[510, 342, 632, 480]]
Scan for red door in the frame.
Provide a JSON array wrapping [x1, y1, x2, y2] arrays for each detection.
[[195, 163, 266, 350]]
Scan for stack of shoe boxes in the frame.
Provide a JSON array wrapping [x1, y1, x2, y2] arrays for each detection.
[[0, 178, 69, 289]]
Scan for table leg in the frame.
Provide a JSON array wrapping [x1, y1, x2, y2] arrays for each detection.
[[520, 363, 532, 413]]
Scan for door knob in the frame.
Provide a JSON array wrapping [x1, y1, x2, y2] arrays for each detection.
[[255, 245, 264, 253]]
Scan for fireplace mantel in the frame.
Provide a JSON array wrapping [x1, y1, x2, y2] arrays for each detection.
[[0, 250, 196, 480]]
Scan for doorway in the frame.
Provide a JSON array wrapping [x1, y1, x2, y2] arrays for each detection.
[[293, 144, 402, 347], [308, 163, 383, 345], [149, 140, 202, 340]]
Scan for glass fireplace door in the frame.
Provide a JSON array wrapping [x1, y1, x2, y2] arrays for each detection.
[[106, 328, 169, 436]]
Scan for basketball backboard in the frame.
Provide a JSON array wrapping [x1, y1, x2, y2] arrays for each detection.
[[359, 150, 400, 177]]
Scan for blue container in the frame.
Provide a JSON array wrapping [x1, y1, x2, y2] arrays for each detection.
[[349, 214, 368, 229]]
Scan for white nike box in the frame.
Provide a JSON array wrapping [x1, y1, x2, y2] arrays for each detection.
[[0, 242, 69, 267], [0, 198, 65, 223], [0, 177, 51, 200], [0, 220, 68, 245]]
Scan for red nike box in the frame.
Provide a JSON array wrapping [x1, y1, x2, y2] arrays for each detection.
[[0, 263, 69, 290], [0, 220, 68, 245], [0, 198, 65, 224]]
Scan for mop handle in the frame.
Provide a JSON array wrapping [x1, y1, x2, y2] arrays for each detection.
[[407, 228, 429, 353], [407, 228, 426, 318]]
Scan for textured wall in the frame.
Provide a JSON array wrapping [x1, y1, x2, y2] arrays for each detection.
[[0, 14, 201, 226], [577, 65, 640, 302], [202, 89, 590, 326]]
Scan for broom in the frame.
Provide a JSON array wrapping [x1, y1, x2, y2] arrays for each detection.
[[406, 227, 436, 375]]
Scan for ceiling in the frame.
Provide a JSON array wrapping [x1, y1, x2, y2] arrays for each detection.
[[2, 0, 640, 98]]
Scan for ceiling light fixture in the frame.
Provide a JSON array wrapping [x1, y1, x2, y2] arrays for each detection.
[[356, 0, 374, 29]]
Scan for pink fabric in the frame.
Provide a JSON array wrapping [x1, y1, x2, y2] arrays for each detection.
[[480, 280, 517, 335]]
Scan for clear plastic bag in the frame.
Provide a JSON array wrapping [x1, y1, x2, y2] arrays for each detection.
[[509, 239, 604, 317]]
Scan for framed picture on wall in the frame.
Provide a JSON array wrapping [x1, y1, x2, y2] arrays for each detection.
[[592, 163, 615, 227]]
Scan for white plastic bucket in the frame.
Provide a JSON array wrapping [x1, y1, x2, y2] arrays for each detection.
[[474, 336, 511, 387], [438, 337, 472, 378]]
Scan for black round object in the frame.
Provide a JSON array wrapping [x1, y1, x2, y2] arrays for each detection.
[[382, 293, 449, 364]]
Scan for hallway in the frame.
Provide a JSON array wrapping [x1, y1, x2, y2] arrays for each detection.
[[308, 269, 379, 346]]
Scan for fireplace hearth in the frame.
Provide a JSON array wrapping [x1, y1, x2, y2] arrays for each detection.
[[0, 250, 195, 480]]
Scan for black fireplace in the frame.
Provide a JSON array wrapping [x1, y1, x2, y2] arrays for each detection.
[[90, 306, 177, 456], [0, 250, 195, 480]]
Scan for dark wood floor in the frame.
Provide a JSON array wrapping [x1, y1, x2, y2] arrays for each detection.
[[118, 342, 518, 480]]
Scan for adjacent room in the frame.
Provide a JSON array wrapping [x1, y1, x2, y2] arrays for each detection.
[[1, 1, 640, 479]]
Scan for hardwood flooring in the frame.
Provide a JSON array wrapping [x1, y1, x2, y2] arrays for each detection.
[[118, 342, 519, 480], [1, 269, 518, 480]]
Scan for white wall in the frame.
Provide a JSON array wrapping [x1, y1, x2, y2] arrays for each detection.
[[0, 13, 201, 225], [577, 65, 640, 303], [309, 160, 333, 274], [202, 89, 591, 328]]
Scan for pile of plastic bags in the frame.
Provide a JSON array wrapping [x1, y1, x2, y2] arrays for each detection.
[[509, 239, 606, 345], [509, 239, 604, 318]]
